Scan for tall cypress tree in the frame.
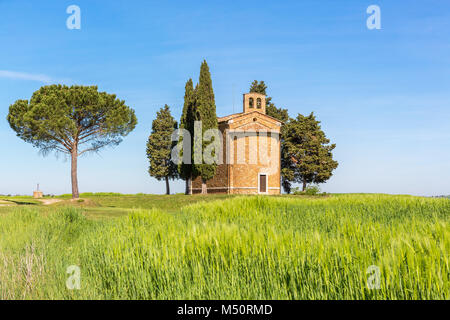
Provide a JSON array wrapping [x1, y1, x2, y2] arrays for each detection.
[[179, 79, 195, 194], [193, 60, 219, 194], [147, 105, 179, 195]]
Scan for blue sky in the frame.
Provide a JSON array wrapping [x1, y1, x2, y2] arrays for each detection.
[[0, 0, 449, 196]]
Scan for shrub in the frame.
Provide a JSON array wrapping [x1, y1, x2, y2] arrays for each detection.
[[305, 185, 321, 195], [292, 185, 321, 196]]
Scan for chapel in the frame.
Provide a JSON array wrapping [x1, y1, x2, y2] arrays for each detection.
[[191, 92, 282, 194]]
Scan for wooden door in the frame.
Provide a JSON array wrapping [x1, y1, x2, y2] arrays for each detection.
[[259, 174, 267, 193]]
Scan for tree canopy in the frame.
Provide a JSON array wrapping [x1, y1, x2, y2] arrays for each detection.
[[192, 60, 219, 193], [7, 85, 137, 198], [147, 104, 178, 195], [282, 112, 338, 191], [178, 79, 195, 193]]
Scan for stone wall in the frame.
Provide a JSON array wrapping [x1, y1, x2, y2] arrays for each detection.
[[192, 113, 281, 195]]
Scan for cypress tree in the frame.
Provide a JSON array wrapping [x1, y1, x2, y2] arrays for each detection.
[[147, 105, 179, 194], [193, 60, 219, 194], [179, 79, 195, 194]]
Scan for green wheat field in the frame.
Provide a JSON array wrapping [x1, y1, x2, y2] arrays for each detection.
[[0, 194, 448, 300]]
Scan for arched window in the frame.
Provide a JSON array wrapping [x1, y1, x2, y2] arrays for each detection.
[[257, 98, 262, 109], [249, 98, 254, 108]]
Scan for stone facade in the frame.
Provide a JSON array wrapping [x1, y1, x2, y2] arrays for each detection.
[[192, 93, 282, 195]]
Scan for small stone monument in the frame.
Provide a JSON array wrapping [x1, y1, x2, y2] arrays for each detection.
[[33, 183, 43, 199]]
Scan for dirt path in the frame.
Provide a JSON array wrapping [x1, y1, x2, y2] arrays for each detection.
[[38, 199, 63, 205], [0, 200, 13, 206]]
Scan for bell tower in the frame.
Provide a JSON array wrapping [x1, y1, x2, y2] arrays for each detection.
[[243, 93, 266, 114]]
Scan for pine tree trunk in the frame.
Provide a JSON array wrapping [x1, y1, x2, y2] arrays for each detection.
[[201, 178, 207, 194], [165, 176, 170, 195], [302, 181, 307, 192], [71, 146, 79, 199], [185, 177, 191, 195]]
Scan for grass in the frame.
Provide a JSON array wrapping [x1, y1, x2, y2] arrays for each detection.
[[0, 193, 237, 219], [0, 194, 448, 299]]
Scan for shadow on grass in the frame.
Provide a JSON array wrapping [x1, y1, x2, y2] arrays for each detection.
[[1, 199, 39, 206]]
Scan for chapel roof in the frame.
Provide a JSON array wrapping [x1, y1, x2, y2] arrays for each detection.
[[218, 111, 283, 124]]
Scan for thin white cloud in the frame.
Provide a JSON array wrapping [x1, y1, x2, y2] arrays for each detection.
[[0, 70, 54, 83]]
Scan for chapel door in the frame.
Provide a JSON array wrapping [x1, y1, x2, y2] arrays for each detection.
[[259, 174, 267, 193]]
